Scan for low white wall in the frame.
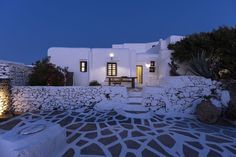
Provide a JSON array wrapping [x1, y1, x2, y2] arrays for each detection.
[[143, 76, 227, 114], [11, 86, 127, 112]]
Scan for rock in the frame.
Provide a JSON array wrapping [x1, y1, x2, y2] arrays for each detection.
[[196, 100, 220, 124]]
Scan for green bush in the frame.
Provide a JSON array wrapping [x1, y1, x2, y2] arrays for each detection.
[[89, 80, 101, 86], [29, 57, 68, 86], [168, 26, 236, 80]]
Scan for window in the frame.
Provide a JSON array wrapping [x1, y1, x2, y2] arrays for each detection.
[[80, 61, 87, 72], [107, 62, 117, 76], [149, 61, 156, 72], [150, 61, 155, 66]]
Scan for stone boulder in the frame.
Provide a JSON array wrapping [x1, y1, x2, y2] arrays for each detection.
[[196, 100, 220, 124]]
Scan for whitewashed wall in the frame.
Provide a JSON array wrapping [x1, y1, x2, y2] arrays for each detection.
[[48, 35, 184, 86], [48, 47, 136, 86], [11, 86, 127, 112], [48, 48, 90, 86], [112, 41, 159, 53], [136, 53, 159, 86], [90, 48, 136, 84], [143, 76, 228, 114]]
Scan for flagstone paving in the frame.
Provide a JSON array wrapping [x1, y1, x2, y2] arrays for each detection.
[[0, 109, 236, 157]]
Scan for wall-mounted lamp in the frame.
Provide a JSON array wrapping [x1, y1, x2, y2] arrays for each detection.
[[145, 63, 151, 68], [0, 79, 11, 117], [109, 53, 114, 60], [0, 91, 6, 116]]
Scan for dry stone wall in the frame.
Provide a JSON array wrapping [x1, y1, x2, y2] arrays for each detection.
[[0, 61, 32, 86], [143, 76, 229, 114], [11, 86, 127, 112]]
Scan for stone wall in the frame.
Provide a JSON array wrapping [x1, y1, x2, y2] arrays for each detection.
[[0, 79, 11, 115], [0, 60, 32, 86], [143, 76, 228, 114], [11, 86, 127, 112]]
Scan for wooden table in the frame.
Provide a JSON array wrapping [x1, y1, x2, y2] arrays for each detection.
[[107, 76, 137, 88]]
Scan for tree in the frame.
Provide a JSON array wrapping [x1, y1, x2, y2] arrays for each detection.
[[168, 26, 236, 80], [29, 57, 68, 86]]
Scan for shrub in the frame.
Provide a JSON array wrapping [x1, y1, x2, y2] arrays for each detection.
[[89, 80, 101, 86], [168, 26, 236, 80], [168, 60, 179, 76], [29, 57, 68, 86], [188, 51, 216, 78]]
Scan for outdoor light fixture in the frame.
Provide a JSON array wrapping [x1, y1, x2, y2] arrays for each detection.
[[109, 52, 114, 60], [145, 63, 151, 68], [0, 79, 10, 117], [0, 91, 7, 116]]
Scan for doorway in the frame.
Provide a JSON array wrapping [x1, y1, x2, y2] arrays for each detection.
[[136, 65, 143, 85]]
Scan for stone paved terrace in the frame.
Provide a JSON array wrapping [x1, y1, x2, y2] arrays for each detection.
[[0, 109, 236, 157]]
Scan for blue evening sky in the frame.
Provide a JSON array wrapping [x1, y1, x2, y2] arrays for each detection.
[[0, 0, 235, 64]]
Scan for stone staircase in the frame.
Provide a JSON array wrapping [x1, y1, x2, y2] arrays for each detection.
[[127, 90, 143, 104], [117, 89, 153, 118]]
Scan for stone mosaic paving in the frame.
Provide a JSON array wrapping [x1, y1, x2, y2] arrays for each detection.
[[0, 109, 236, 157]]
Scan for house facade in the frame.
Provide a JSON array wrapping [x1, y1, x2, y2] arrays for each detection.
[[48, 35, 184, 86]]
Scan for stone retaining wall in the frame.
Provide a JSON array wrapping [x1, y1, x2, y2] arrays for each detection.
[[11, 86, 127, 112], [143, 76, 228, 114], [0, 60, 32, 86]]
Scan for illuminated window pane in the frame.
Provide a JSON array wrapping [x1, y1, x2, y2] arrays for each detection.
[[107, 62, 117, 76], [80, 61, 87, 72]]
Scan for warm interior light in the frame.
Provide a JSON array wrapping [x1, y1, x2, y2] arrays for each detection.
[[0, 91, 7, 116], [145, 63, 151, 68], [109, 53, 114, 58], [0, 80, 10, 116]]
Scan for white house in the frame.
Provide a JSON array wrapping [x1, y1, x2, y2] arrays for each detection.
[[48, 35, 184, 87]]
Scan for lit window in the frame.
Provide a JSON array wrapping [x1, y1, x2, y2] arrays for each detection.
[[80, 61, 87, 72], [107, 62, 117, 76]]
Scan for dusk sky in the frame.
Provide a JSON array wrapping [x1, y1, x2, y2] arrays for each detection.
[[0, 0, 235, 64]]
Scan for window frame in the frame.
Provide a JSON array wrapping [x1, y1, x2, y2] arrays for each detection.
[[150, 61, 155, 66], [80, 61, 87, 72], [107, 62, 117, 76], [149, 61, 156, 73]]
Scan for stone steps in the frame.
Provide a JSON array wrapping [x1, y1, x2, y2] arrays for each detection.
[[122, 104, 148, 112], [127, 91, 142, 97], [116, 89, 152, 118], [116, 103, 153, 119], [127, 97, 143, 104], [117, 108, 152, 119], [127, 90, 143, 104]]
